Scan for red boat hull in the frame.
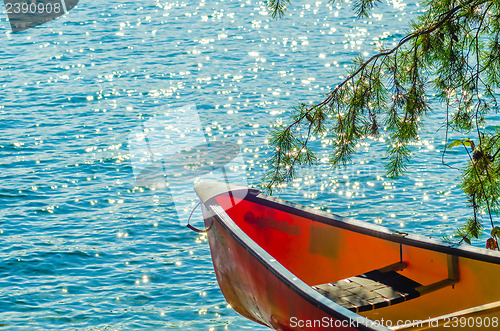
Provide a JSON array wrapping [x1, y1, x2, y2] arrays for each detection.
[[194, 181, 500, 330], [204, 205, 363, 330]]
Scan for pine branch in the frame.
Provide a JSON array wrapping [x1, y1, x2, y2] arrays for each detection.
[[264, 0, 500, 244], [354, 0, 381, 17], [267, 0, 291, 18]]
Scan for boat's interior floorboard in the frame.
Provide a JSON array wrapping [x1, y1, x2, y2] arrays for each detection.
[[313, 262, 422, 313], [314, 256, 459, 313]]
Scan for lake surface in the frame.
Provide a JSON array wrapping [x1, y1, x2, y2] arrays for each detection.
[[0, 0, 482, 329]]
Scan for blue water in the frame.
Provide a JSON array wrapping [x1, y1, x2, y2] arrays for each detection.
[[0, 0, 483, 329]]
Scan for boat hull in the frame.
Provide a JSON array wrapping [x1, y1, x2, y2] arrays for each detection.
[[204, 206, 366, 330], [194, 181, 500, 330]]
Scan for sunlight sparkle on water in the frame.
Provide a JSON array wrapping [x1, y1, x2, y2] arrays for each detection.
[[0, 0, 471, 329]]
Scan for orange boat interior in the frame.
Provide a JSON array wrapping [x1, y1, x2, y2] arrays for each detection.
[[215, 193, 500, 325]]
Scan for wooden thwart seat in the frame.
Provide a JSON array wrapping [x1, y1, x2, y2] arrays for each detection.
[[313, 262, 420, 312], [313, 256, 459, 313]]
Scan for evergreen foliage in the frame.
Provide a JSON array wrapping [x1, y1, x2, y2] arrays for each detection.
[[265, 0, 500, 248]]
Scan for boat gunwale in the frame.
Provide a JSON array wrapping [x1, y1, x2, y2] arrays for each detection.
[[206, 201, 388, 331], [244, 191, 500, 265]]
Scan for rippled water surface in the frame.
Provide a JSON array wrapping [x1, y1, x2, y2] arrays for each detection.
[[0, 0, 484, 329]]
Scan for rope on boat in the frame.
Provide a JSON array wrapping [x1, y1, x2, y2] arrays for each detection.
[[186, 201, 212, 233]]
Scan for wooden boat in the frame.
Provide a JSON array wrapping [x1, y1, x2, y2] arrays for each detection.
[[192, 180, 500, 330]]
